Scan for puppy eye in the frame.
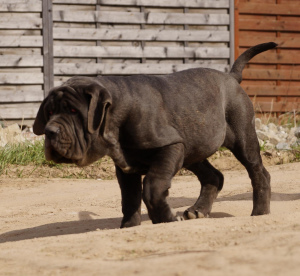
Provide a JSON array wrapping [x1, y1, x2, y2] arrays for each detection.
[[49, 111, 53, 116], [70, 108, 77, 114]]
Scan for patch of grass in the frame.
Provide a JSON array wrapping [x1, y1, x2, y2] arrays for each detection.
[[0, 140, 56, 174], [257, 110, 300, 128], [259, 141, 267, 152], [0, 139, 110, 178], [291, 145, 300, 162]]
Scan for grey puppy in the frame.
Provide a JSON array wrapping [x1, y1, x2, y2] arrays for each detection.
[[33, 42, 276, 227]]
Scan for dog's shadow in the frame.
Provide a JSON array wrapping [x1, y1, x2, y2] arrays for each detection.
[[0, 210, 232, 244], [0, 216, 122, 244], [1, 192, 298, 244]]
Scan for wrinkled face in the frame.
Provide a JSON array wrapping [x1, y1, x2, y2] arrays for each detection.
[[33, 78, 112, 167], [42, 88, 89, 164]]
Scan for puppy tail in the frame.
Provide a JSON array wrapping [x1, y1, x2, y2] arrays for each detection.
[[229, 42, 278, 84]]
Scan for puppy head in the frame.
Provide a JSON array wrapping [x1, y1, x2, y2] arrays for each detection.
[[33, 76, 112, 166]]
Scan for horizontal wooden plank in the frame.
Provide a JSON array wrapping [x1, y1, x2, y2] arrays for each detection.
[[0, 0, 42, 12], [54, 62, 230, 75], [53, 28, 230, 42], [242, 85, 300, 96], [0, 36, 43, 47], [2, 119, 35, 127], [253, 101, 300, 113], [53, 0, 230, 8], [0, 73, 44, 84], [54, 45, 230, 58], [239, 50, 300, 64], [0, 14, 42, 29], [53, 11, 229, 25], [243, 69, 300, 80], [0, 55, 43, 67], [0, 103, 40, 119], [0, 90, 44, 102], [239, 36, 300, 49], [239, 3, 300, 16], [239, 19, 300, 32]]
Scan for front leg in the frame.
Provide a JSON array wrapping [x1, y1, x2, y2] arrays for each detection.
[[142, 143, 184, 224], [116, 166, 142, 228]]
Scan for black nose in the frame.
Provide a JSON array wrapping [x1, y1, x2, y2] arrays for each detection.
[[45, 125, 60, 139]]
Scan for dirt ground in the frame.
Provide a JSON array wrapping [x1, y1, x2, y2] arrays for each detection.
[[0, 162, 300, 276]]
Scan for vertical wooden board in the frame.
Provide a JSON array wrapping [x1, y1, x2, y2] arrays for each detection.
[[42, 0, 54, 96]]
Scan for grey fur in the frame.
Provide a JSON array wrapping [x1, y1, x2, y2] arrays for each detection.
[[33, 42, 276, 227]]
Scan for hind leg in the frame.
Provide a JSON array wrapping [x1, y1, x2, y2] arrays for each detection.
[[224, 114, 271, 215], [228, 139, 271, 215], [183, 160, 224, 219]]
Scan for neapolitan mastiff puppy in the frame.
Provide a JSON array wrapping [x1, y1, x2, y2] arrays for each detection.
[[33, 42, 276, 228]]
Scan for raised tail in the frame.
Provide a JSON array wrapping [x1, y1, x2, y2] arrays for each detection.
[[230, 42, 278, 84]]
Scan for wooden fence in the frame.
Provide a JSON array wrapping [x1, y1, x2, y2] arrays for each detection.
[[0, 0, 44, 123], [1, 0, 299, 124], [0, 0, 234, 124], [235, 0, 300, 113]]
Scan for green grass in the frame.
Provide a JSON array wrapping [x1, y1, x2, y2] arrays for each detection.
[[0, 139, 108, 178], [291, 145, 300, 162], [0, 140, 53, 173]]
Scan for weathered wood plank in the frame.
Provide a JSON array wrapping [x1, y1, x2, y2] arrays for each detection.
[[52, 0, 230, 8], [0, 73, 44, 84], [0, 103, 40, 119], [53, 28, 230, 42], [0, 90, 44, 102], [52, 11, 229, 25], [0, 36, 43, 47], [239, 36, 300, 49], [243, 85, 300, 97], [53, 0, 96, 4], [243, 69, 300, 80], [54, 45, 230, 58], [239, 3, 300, 16], [54, 62, 230, 75], [0, 0, 42, 12], [0, 14, 42, 29], [0, 55, 43, 67], [239, 19, 300, 32], [43, 0, 54, 96], [147, 12, 229, 25]]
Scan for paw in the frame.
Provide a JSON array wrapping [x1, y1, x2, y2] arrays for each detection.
[[171, 208, 184, 222], [183, 209, 208, 220], [176, 216, 184, 221]]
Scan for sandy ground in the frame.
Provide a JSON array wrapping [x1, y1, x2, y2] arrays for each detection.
[[0, 162, 300, 276]]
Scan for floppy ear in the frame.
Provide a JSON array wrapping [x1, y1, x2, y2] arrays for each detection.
[[85, 82, 112, 134], [33, 96, 48, 135]]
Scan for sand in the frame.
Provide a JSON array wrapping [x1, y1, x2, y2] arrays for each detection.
[[0, 162, 300, 275]]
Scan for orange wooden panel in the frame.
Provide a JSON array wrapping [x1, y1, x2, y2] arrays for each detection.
[[239, 0, 276, 3], [279, 80, 300, 86], [239, 30, 277, 37], [243, 68, 300, 80], [238, 50, 300, 64], [239, 36, 300, 48], [236, 0, 300, 114], [246, 64, 277, 69], [242, 80, 278, 86], [239, 3, 300, 16], [239, 19, 300, 31], [244, 85, 300, 96], [241, 14, 276, 20]]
